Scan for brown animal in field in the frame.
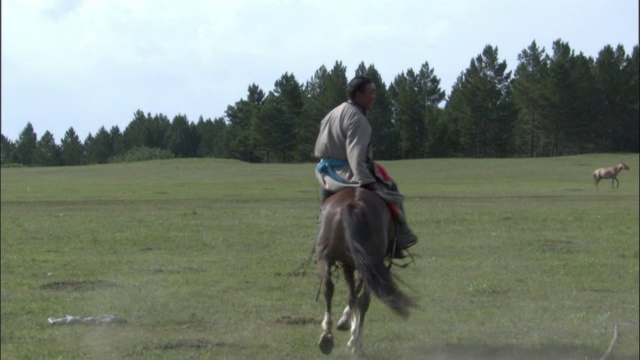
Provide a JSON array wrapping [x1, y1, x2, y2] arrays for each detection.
[[593, 162, 630, 190]]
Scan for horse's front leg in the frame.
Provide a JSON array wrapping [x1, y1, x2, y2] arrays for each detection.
[[613, 177, 619, 189], [317, 261, 335, 355]]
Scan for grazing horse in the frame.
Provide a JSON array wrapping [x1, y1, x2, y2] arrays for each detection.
[[315, 187, 416, 356], [593, 162, 630, 190]]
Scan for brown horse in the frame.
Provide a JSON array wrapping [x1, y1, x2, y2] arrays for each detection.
[[315, 187, 416, 356], [593, 162, 630, 190]]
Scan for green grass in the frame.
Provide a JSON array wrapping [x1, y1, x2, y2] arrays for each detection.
[[1, 154, 638, 359]]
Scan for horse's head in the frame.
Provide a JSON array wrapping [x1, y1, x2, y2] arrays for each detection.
[[621, 162, 630, 170]]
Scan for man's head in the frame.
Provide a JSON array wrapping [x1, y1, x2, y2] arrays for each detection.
[[347, 76, 376, 111]]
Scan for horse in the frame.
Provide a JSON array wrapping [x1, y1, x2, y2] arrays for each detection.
[[593, 162, 630, 190], [315, 187, 416, 356]]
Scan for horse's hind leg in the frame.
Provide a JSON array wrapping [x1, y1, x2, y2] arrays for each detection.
[[336, 305, 352, 331], [337, 267, 356, 331], [317, 261, 335, 355], [348, 277, 371, 355]]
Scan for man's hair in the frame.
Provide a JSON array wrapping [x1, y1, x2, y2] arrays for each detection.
[[347, 76, 373, 101]]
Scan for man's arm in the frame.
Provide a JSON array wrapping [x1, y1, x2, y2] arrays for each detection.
[[345, 115, 376, 186]]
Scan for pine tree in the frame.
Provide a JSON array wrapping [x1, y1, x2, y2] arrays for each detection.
[[85, 126, 114, 164], [449, 45, 515, 157], [110, 126, 126, 156], [122, 110, 150, 151], [512, 40, 550, 157], [390, 61, 446, 158], [302, 62, 349, 161], [356, 63, 398, 160], [252, 73, 303, 162], [622, 45, 639, 152], [0, 134, 15, 164], [60, 127, 85, 166], [148, 113, 172, 149], [226, 84, 264, 162], [14, 122, 38, 165], [593, 44, 631, 152], [210, 117, 229, 158], [33, 131, 61, 166], [166, 114, 199, 158]]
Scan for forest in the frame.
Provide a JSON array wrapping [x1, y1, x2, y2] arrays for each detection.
[[2, 39, 638, 166]]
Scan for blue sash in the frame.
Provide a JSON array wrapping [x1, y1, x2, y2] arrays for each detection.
[[316, 158, 349, 184]]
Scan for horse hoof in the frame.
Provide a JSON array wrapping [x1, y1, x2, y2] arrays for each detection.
[[318, 333, 334, 355]]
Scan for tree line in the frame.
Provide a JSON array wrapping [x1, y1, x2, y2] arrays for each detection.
[[2, 39, 638, 166]]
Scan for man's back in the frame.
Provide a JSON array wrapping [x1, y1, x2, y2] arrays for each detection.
[[314, 101, 374, 187]]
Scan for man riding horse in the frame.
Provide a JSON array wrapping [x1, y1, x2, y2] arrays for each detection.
[[314, 76, 418, 258]]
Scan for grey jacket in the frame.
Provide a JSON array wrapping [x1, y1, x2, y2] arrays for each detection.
[[314, 101, 376, 192]]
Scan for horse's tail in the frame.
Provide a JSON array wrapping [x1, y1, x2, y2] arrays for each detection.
[[342, 202, 416, 318]]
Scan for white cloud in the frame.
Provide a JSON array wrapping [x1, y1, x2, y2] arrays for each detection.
[[1, 0, 638, 141]]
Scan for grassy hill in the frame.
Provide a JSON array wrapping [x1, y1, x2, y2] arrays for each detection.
[[1, 154, 638, 359]]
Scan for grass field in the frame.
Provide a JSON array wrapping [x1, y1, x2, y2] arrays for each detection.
[[1, 154, 638, 359]]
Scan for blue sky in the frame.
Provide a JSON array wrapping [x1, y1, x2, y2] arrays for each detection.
[[2, 0, 638, 142]]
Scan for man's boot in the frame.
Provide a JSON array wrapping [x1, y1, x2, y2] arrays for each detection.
[[395, 221, 418, 256], [387, 201, 417, 258]]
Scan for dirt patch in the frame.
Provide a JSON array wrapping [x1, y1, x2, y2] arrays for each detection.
[[150, 266, 205, 274], [530, 238, 576, 254], [40, 280, 118, 291], [152, 339, 239, 350], [274, 269, 310, 277], [276, 315, 317, 325], [414, 343, 606, 360]]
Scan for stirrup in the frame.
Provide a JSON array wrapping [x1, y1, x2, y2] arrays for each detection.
[[392, 248, 407, 259]]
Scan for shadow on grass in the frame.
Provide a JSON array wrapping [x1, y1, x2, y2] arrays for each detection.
[[40, 280, 119, 291], [418, 343, 604, 360], [358, 342, 637, 360], [299, 342, 630, 360]]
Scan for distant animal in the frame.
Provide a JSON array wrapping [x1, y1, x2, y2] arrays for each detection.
[[315, 187, 416, 356], [593, 162, 630, 190]]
